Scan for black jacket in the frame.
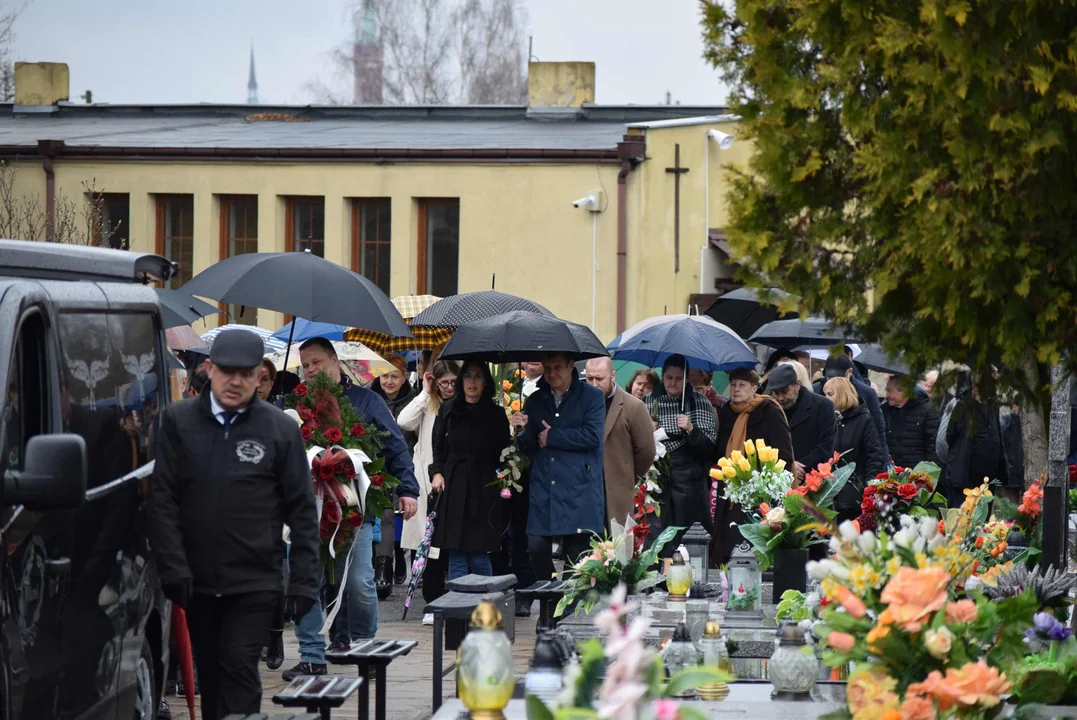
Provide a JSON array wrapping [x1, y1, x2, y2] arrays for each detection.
[[944, 396, 1006, 504], [1000, 411, 1024, 488], [882, 393, 941, 469], [149, 391, 320, 600], [786, 386, 838, 471], [834, 403, 883, 514], [430, 397, 511, 553]]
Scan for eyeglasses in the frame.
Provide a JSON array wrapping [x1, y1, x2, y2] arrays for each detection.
[[437, 379, 455, 388]]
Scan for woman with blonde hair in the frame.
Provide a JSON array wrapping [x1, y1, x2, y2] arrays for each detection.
[[824, 376, 882, 521], [397, 359, 459, 616]]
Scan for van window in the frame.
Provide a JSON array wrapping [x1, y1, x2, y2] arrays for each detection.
[[1, 311, 49, 473], [57, 313, 160, 489]]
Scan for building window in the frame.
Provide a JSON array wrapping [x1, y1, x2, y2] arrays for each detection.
[[95, 193, 129, 249], [155, 195, 194, 289], [351, 199, 391, 296], [417, 199, 459, 296], [219, 195, 258, 325], [285, 197, 324, 257]]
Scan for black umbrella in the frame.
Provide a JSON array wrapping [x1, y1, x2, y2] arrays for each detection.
[[438, 311, 608, 363], [155, 289, 219, 329], [855, 344, 910, 376], [704, 287, 798, 338], [409, 290, 553, 329], [749, 317, 857, 347], [180, 249, 411, 371]]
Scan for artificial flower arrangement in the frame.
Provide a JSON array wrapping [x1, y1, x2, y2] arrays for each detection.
[[710, 438, 794, 511], [855, 463, 945, 534], [809, 505, 1044, 720], [1006, 611, 1077, 706], [738, 452, 853, 569], [632, 427, 672, 551], [285, 370, 400, 564], [529, 584, 732, 720], [554, 517, 681, 617], [492, 368, 531, 498]]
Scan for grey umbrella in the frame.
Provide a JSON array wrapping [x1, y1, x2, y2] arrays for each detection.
[[704, 287, 798, 338], [155, 289, 219, 329], [855, 344, 910, 376], [439, 311, 608, 363], [409, 290, 553, 329], [749, 317, 857, 347]]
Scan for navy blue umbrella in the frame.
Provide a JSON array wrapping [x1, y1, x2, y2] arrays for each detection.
[[611, 314, 758, 372]]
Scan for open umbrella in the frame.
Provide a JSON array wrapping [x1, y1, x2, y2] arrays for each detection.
[[612, 314, 757, 372], [164, 325, 207, 352], [410, 290, 553, 328], [402, 495, 441, 621], [749, 317, 856, 347], [703, 287, 798, 338], [392, 294, 441, 321], [201, 324, 288, 353], [439, 311, 608, 363], [155, 289, 219, 329], [266, 341, 393, 376], [271, 319, 348, 343], [343, 325, 454, 355], [854, 344, 910, 376]]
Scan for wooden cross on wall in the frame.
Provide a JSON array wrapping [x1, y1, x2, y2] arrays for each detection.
[[666, 143, 690, 273]]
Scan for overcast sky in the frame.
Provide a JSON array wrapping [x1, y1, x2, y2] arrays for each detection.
[[10, 0, 728, 106]]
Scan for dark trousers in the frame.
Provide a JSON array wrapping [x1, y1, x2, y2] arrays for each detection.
[[421, 552, 448, 603], [186, 591, 275, 720], [528, 533, 591, 582], [490, 481, 537, 589]]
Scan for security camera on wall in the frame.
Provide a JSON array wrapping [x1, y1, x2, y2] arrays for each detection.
[[707, 129, 734, 150], [571, 190, 606, 212]]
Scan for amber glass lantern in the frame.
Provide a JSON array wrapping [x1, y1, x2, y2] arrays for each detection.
[[457, 601, 515, 719]]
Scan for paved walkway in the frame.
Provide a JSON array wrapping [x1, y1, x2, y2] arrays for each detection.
[[165, 591, 539, 720]]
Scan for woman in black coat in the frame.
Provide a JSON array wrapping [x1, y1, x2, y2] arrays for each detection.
[[824, 377, 882, 522], [429, 361, 511, 581]]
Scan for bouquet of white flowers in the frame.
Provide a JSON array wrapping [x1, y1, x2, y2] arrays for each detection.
[[710, 438, 794, 511]]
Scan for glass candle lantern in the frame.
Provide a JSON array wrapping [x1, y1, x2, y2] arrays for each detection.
[[666, 551, 694, 601], [457, 601, 515, 719], [662, 623, 699, 696], [698, 620, 730, 701], [769, 620, 819, 700], [726, 543, 762, 614], [524, 632, 564, 710], [681, 522, 711, 584]]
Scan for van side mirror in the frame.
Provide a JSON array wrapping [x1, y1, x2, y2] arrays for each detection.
[[3, 434, 87, 510]]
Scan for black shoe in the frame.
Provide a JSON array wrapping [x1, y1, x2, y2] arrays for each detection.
[[282, 662, 327, 682], [394, 549, 408, 585], [266, 630, 285, 670], [375, 556, 393, 600], [327, 640, 351, 654], [515, 599, 532, 618]]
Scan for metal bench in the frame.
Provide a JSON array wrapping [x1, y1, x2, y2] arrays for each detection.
[[270, 675, 363, 720], [515, 580, 565, 630], [424, 590, 508, 713], [326, 639, 418, 720]]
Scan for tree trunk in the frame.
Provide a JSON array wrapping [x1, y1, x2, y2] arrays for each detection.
[[1019, 352, 1050, 486]]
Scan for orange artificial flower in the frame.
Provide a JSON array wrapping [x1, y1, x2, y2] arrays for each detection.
[[759, 502, 771, 515], [879, 566, 950, 632], [880, 711, 902, 720], [510, 399, 522, 412], [899, 696, 936, 720], [944, 599, 978, 624], [833, 585, 868, 619], [908, 661, 1011, 711], [805, 471, 823, 492], [866, 622, 891, 653], [502, 379, 513, 392], [847, 668, 900, 719], [827, 631, 855, 653], [975, 536, 984, 548]]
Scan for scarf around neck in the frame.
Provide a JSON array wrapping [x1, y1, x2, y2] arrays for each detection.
[[726, 393, 785, 457]]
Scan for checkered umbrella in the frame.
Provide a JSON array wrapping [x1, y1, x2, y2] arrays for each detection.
[[342, 325, 454, 354], [392, 295, 441, 321], [409, 290, 553, 329]]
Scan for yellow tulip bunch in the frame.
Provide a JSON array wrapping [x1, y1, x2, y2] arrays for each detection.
[[709, 437, 795, 510]]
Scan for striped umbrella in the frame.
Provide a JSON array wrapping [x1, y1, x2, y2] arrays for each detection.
[[392, 294, 441, 321], [343, 325, 453, 354], [200, 324, 288, 353]]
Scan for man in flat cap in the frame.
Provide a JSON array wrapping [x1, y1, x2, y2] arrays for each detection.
[[150, 328, 319, 720], [768, 361, 837, 482]]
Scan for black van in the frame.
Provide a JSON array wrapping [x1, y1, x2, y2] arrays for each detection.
[[1, 240, 176, 720]]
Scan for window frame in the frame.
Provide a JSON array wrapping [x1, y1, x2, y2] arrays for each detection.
[[155, 194, 195, 289], [350, 198, 392, 296], [218, 195, 259, 326], [284, 196, 325, 257], [416, 198, 460, 296]]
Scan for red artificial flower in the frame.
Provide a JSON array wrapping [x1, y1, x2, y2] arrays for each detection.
[[893, 466, 905, 474], [318, 462, 335, 480], [347, 512, 364, 528], [875, 472, 890, 480], [301, 426, 313, 442], [370, 474, 385, 488], [325, 427, 343, 443], [344, 463, 356, 479], [323, 498, 342, 524], [351, 423, 366, 437], [861, 497, 875, 513], [294, 383, 308, 397], [296, 405, 314, 422], [864, 485, 877, 497], [1069, 464, 1077, 484], [897, 483, 918, 500], [856, 513, 877, 531]]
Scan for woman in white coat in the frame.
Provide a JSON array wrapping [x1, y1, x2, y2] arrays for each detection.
[[396, 359, 459, 616]]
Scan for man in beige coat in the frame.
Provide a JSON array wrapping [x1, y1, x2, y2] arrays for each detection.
[[585, 357, 657, 526]]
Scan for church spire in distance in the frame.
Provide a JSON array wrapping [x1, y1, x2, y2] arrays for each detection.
[[247, 43, 258, 105]]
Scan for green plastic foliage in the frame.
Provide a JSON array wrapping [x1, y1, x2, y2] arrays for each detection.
[[700, 0, 1077, 397]]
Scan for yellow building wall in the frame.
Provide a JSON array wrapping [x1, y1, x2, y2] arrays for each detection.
[[8, 159, 626, 340]]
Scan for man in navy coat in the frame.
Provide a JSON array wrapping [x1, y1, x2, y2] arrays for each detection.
[[513, 352, 606, 581]]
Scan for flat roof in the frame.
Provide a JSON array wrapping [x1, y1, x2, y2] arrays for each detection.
[[0, 103, 730, 158]]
